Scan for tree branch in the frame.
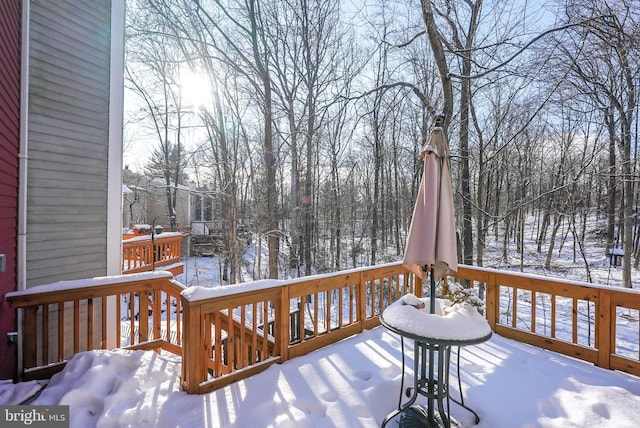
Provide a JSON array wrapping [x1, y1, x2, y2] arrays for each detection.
[[449, 15, 613, 81]]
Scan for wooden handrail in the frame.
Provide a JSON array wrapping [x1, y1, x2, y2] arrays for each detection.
[[7, 262, 640, 391], [122, 232, 184, 275], [6, 272, 185, 380]]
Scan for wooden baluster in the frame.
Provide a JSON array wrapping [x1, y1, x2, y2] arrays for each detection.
[[226, 307, 234, 372], [572, 299, 578, 344], [531, 292, 537, 334], [251, 302, 258, 363], [349, 285, 355, 325], [213, 312, 221, 375], [551, 295, 557, 338], [73, 300, 80, 353], [87, 298, 93, 350], [42, 305, 49, 366], [58, 302, 65, 361], [512, 287, 518, 328], [24, 307, 38, 370], [266, 299, 273, 358], [239, 305, 246, 368], [139, 291, 149, 343], [176, 298, 182, 346], [596, 289, 611, 369], [128, 292, 135, 346], [107, 296, 112, 349], [164, 292, 170, 343]]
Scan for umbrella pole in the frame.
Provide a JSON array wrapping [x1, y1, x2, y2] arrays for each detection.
[[428, 265, 436, 422], [429, 265, 436, 314]]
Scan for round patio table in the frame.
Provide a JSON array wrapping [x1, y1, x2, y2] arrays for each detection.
[[380, 299, 492, 428]]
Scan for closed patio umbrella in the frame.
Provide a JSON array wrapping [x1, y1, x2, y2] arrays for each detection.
[[404, 124, 457, 291]]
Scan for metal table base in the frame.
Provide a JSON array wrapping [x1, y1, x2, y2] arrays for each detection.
[[381, 337, 482, 428]]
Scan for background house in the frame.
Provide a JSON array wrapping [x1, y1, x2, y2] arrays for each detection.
[[0, 0, 125, 380], [122, 166, 191, 231]]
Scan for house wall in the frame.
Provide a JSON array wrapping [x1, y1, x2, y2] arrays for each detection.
[[123, 171, 192, 230], [147, 180, 191, 229], [25, 0, 113, 286], [0, 0, 22, 381]]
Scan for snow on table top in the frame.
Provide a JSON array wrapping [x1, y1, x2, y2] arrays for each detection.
[[382, 293, 491, 342]]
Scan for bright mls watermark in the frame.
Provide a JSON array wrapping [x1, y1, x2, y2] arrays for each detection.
[[1, 406, 69, 427]]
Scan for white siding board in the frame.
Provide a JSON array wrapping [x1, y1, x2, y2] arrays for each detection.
[[26, 211, 106, 227], [27, 174, 106, 191], [29, 151, 109, 171], [27, 248, 102, 272], [33, 109, 109, 135], [29, 36, 110, 69], [32, 237, 106, 254], [28, 246, 105, 264], [28, 137, 107, 155], [29, 80, 108, 114], [33, 1, 110, 39], [29, 83, 108, 116], [28, 263, 105, 285], [27, 182, 105, 196], [28, 60, 109, 95]]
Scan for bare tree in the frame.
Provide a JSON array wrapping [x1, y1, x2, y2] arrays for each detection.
[[126, 7, 189, 230], [147, 0, 281, 278], [555, 0, 639, 287]]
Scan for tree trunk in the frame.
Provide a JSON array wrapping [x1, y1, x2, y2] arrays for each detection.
[[605, 110, 616, 256], [249, 0, 279, 279], [545, 214, 563, 270], [420, 0, 453, 131]]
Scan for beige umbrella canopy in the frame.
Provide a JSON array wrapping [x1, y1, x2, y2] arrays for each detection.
[[403, 126, 457, 281]]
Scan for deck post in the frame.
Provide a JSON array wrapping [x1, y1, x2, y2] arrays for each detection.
[[596, 289, 612, 370], [181, 298, 203, 394], [278, 287, 289, 362], [485, 271, 498, 331]]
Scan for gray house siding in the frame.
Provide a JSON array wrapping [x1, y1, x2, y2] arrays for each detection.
[[26, 0, 113, 286]]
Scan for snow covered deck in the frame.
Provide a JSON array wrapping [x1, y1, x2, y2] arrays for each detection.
[[7, 324, 639, 427]]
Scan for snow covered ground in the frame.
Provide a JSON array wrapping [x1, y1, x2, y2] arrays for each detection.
[[2, 324, 639, 427]]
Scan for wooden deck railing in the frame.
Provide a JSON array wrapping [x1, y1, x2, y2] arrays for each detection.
[[122, 232, 184, 276], [453, 265, 640, 378], [180, 263, 419, 393], [6, 262, 640, 391], [6, 272, 185, 380]]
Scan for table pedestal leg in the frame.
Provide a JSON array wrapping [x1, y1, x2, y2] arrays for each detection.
[[381, 338, 483, 428]]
